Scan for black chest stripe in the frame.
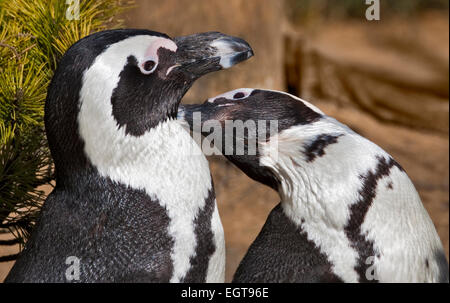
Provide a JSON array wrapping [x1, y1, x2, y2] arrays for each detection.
[[434, 250, 450, 283], [181, 186, 216, 282], [233, 204, 343, 283], [344, 155, 404, 282], [304, 134, 343, 162]]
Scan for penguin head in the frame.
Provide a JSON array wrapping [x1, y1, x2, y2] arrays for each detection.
[[179, 89, 352, 190], [45, 29, 253, 183]]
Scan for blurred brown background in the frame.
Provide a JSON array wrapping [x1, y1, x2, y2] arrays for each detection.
[[1, 0, 449, 282]]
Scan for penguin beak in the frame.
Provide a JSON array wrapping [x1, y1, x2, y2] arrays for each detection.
[[173, 32, 254, 78]]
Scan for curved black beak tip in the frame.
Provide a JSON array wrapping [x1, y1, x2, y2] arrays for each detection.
[[210, 35, 254, 69], [174, 32, 254, 74]]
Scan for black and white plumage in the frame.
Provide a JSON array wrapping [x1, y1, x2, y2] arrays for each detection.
[[180, 88, 449, 283], [5, 30, 253, 282]]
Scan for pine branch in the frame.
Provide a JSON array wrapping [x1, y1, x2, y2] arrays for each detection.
[[0, 41, 21, 60], [0, 0, 134, 251], [0, 253, 19, 262], [0, 238, 21, 245]]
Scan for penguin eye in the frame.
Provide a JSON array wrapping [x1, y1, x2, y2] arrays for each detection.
[[141, 60, 157, 74], [233, 92, 246, 99]]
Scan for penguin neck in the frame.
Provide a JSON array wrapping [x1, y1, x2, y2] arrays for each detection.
[[270, 129, 385, 229], [274, 155, 349, 229], [262, 132, 368, 282], [81, 118, 213, 206], [259, 121, 357, 229]]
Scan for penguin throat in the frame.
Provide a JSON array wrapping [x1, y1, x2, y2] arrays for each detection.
[[272, 157, 344, 227], [258, 138, 353, 230]]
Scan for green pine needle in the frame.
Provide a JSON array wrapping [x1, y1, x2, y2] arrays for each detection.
[[0, 0, 134, 256]]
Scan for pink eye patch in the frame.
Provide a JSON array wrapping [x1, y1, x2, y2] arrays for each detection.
[[144, 38, 177, 59], [140, 38, 178, 74]]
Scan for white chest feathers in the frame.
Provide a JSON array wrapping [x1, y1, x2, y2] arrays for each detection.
[[78, 110, 224, 282]]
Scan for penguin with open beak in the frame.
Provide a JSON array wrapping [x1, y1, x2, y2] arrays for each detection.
[[5, 30, 253, 282], [179, 88, 449, 283]]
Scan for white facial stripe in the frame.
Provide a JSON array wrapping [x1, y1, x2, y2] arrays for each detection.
[[207, 88, 255, 103], [78, 35, 223, 282]]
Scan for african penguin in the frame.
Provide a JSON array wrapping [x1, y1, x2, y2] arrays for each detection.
[[5, 30, 253, 282], [179, 88, 449, 283]]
